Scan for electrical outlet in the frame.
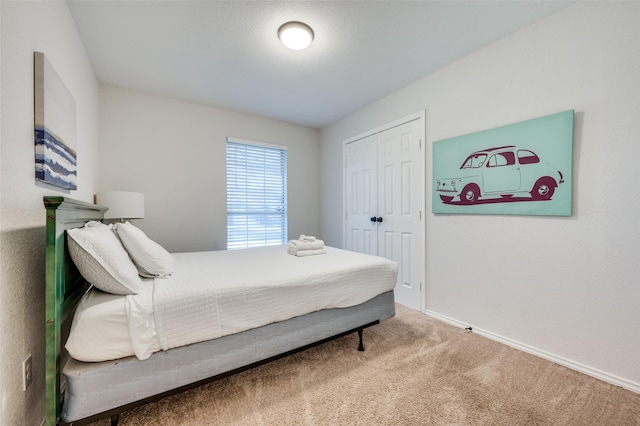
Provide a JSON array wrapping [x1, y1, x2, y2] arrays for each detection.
[[22, 354, 32, 391]]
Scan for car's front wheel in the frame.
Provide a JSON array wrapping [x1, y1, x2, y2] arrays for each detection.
[[531, 177, 556, 200], [460, 184, 480, 204], [439, 195, 454, 204]]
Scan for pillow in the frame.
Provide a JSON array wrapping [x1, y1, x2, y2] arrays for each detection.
[[65, 288, 135, 362], [113, 221, 174, 278], [67, 221, 143, 295]]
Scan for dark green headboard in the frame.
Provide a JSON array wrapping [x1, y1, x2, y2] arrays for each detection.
[[43, 197, 107, 425]]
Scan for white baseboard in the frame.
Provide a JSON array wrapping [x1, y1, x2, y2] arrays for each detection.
[[425, 310, 640, 394]]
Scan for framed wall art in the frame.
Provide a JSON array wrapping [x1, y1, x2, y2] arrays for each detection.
[[34, 51, 77, 190], [432, 110, 574, 216]]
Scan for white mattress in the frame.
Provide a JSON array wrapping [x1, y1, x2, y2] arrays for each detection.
[[66, 245, 397, 362]]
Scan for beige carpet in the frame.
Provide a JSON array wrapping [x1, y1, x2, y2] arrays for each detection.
[[88, 305, 640, 425]]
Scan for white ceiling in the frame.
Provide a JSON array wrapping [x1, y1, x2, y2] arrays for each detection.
[[67, 1, 572, 129]]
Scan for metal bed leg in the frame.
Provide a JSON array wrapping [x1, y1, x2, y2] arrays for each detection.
[[357, 329, 365, 351], [110, 414, 119, 426]]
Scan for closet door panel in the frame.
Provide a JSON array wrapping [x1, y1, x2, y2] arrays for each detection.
[[345, 135, 378, 255], [376, 121, 423, 310]]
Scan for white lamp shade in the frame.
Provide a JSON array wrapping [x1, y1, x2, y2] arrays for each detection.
[[96, 191, 145, 220], [278, 21, 314, 50]]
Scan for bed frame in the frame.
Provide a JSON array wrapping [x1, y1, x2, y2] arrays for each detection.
[[44, 196, 396, 426], [44, 197, 106, 426]]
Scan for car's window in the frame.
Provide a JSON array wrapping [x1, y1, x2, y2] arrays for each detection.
[[487, 151, 516, 167], [460, 154, 487, 169], [518, 150, 540, 165]]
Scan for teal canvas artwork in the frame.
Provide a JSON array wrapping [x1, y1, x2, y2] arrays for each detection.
[[432, 110, 574, 216]]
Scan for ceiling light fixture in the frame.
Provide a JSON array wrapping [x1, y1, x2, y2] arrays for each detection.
[[278, 21, 314, 50]]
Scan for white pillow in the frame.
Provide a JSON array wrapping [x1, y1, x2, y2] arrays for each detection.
[[65, 288, 134, 362], [113, 221, 174, 278], [67, 221, 143, 295]]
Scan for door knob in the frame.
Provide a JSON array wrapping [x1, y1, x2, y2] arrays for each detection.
[[376, 217, 383, 223], [370, 217, 376, 222]]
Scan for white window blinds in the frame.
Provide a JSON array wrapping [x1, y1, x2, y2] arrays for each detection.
[[226, 139, 288, 250]]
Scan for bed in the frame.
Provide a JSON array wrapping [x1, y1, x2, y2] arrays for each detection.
[[44, 196, 397, 425]]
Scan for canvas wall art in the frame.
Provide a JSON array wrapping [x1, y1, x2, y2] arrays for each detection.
[[34, 51, 77, 190], [432, 110, 574, 216]]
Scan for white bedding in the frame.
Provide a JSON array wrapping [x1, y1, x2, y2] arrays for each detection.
[[66, 245, 397, 362]]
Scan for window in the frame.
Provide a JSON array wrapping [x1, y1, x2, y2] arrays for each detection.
[[226, 138, 288, 250], [487, 152, 516, 167], [518, 150, 540, 165], [460, 154, 487, 169]]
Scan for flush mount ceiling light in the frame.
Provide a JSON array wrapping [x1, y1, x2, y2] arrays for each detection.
[[278, 21, 314, 50]]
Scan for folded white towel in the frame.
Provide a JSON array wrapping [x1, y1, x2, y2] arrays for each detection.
[[288, 239, 324, 251], [288, 248, 327, 257], [299, 234, 316, 242]]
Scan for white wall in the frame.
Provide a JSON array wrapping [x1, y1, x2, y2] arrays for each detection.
[[99, 85, 321, 252], [321, 2, 640, 390], [0, 1, 99, 423]]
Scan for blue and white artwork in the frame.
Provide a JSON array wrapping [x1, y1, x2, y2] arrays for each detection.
[[34, 52, 77, 190]]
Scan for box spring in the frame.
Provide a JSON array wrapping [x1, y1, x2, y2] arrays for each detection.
[[62, 290, 395, 423]]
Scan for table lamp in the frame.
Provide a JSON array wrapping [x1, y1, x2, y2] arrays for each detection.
[[95, 191, 144, 222]]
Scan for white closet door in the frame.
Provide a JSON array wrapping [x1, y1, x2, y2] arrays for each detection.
[[345, 135, 378, 255], [344, 116, 424, 311], [376, 120, 423, 310]]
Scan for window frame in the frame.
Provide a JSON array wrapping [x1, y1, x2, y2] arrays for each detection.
[[226, 137, 288, 250]]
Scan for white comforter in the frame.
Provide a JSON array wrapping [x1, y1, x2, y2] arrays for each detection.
[[68, 245, 398, 362]]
